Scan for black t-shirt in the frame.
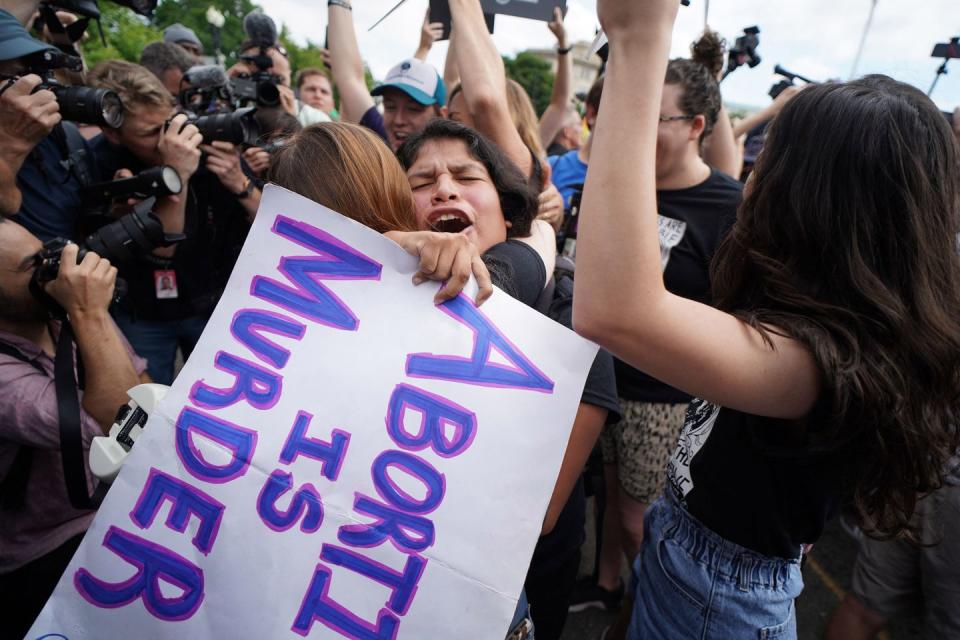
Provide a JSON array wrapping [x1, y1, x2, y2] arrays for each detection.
[[615, 169, 742, 404], [484, 240, 621, 574], [666, 399, 843, 558], [89, 135, 251, 322]]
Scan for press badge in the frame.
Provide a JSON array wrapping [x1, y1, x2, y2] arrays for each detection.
[[154, 270, 178, 299]]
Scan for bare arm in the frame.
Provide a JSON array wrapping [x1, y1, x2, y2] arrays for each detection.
[[414, 11, 443, 61], [45, 245, 140, 431], [448, 0, 533, 176], [701, 104, 741, 178], [538, 7, 573, 150], [443, 32, 460, 91], [732, 85, 802, 139], [327, 1, 375, 123], [514, 219, 556, 278], [542, 403, 606, 534], [572, 1, 819, 420]]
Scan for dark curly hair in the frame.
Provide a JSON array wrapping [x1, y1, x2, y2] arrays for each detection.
[[396, 119, 538, 238], [711, 75, 960, 542], [665, 30, 725, 139]]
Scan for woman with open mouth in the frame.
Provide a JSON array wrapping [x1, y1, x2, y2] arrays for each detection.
[[399, 118, 621, 640]]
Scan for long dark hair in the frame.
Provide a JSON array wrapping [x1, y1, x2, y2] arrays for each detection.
[[712, 75, 960, 541], [396, 119, 538, 237]]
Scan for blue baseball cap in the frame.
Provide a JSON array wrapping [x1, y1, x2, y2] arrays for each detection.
[[371, 58, 446, 106], [0, 9, 57, 62]]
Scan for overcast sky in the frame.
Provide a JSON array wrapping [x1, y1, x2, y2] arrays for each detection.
[[261, 0, 960, 111]]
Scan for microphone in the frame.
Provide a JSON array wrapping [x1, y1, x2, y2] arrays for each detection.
[[184, 64, 229, 90], [243, 10, 278, 48]]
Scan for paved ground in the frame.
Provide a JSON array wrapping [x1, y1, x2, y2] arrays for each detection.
[[560, 498, 921, 640]]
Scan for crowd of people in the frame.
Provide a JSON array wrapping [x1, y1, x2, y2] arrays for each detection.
[[1, 0, 959, 638]]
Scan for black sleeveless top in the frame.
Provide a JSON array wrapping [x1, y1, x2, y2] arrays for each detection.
[[666, 399, 845, 559]]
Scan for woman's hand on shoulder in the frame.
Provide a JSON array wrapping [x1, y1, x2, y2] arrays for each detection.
[[385, 230, 494, 306]]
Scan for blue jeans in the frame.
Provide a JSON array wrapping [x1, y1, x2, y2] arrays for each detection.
[[506, 589, 535, 639], [113, 308, 209, 385], [628, 492, 803, 639]]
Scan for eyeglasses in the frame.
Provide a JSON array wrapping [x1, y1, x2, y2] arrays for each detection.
[[659, 114, 696, 123]]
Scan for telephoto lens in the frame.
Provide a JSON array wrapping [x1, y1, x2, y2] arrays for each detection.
[[83, 207, 185, 264], [191, 107, 261, 146], [49, 82, 125, 128], [84, 166, 182, 204]]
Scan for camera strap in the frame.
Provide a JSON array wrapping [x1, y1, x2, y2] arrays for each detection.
[[59, 122, 95, 190], [55, 321, 106, 510]]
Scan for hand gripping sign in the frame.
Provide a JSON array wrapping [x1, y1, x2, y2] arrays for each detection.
[[28, 184, 597, 639]]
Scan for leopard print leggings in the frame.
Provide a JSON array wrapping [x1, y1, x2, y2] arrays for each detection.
[[599, 399, 689, 504]]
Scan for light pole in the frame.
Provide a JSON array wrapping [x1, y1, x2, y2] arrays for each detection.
[[850, 0, 878, 79], [206, 6, 226, 66]]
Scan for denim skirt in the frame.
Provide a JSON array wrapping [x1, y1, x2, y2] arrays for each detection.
[[628, 491, 804, 639]]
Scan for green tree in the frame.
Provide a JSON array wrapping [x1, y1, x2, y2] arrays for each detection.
[[503, 51, 554, 117], [154, 0, 260, 65], [81, 4, 162, 67]]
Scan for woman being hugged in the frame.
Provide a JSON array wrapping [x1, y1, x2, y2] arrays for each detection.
[[573, 1, 960, 638]]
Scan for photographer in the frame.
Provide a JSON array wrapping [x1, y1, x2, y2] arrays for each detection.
[[0, 12, 92, 241], [0, 219, 145, 639], [87, 60, 254, 384], [140, 40, 196, 97], [227, 12, 330, 129]]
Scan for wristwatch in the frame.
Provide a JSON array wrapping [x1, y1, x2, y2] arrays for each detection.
[[235, 177, 255, 199]]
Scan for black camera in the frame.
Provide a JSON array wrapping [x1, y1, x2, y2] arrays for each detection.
[[173, 106, 261, 147], [722, 26, 761, 80], [768, 64, 817, 100], [39, 0, 157, 19], [21, 48, 124, 128], [83, 166, 182, 206], [29, 206, 184, 316], [230, 70, 282, 108]]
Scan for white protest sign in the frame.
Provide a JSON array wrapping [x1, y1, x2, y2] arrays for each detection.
[[28, 184, 598, 639]]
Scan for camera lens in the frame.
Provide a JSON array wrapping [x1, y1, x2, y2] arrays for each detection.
[[192, 108, 260, 146], [84, 209, 168, 264], [160, 166, 182, 195], [52, 85, 125, 128], [256, 81, 280, 108]]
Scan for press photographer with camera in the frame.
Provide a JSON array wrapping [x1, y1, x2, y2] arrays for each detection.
[[227, 10, 329, 129], [0, 12, 96, 241], [0, 218, 146, 639], [87, 60, 256, 384]]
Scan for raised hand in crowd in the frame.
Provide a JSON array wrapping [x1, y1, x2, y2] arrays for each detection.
[[538, 6, 573, 151], [326, 0, 376, 124], [202, 141, 261, 218], [414, 9, 444, 61], [385, 229, 494, 305], [158, 113, 202, 184], [448, 0, 537, 179], [0, 74, 60, 175]]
